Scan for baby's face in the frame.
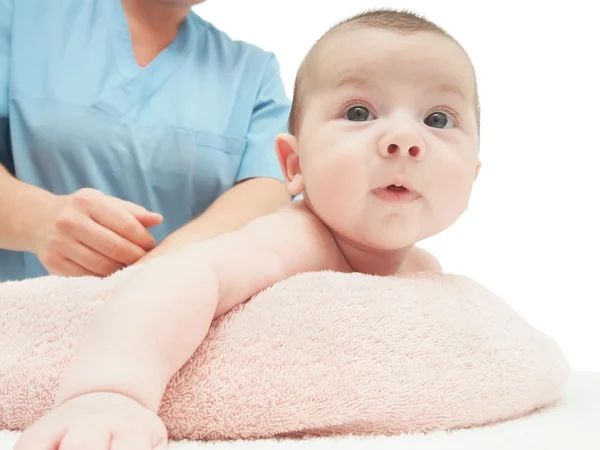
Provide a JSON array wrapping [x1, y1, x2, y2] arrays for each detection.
[[296, 28, 481, 251]]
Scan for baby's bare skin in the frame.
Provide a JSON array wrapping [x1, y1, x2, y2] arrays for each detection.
[[16, 12, 480, 450], [15, 200, 439, 450]]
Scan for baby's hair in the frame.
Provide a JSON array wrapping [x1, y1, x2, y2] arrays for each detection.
[[288, 8, 480, 136]]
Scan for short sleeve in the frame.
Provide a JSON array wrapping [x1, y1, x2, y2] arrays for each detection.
[[235, 53, 291, 183], [0, 0, 13, 172], [0, 0, 11, 113]]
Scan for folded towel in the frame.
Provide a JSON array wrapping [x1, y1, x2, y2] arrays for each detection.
[[0, 268, 570, 440]]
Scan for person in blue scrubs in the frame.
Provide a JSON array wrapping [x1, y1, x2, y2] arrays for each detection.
[[0, 0, 292, 281]]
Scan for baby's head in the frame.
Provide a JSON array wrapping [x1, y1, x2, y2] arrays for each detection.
[[276, 9, 482, 252]]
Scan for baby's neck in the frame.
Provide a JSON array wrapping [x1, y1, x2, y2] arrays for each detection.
[[334, 236, 412, 276]]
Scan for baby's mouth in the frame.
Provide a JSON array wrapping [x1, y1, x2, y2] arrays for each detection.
[[386, 184, 408, 192], [372, 183, 420, 203]]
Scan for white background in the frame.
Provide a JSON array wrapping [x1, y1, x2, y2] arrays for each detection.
[[195, 0, 600, 371]]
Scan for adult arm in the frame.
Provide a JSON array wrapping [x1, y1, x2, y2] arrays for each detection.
[[138, 54, 292, 262], [0, 164, 57, 253]]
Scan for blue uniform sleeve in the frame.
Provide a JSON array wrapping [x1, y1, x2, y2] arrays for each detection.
[[235, 53, 291, 183], [0, 0, 10, 111], [0, 0, 13, 172]]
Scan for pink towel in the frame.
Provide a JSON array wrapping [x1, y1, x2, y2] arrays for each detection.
[[0, 268, 569, 440]]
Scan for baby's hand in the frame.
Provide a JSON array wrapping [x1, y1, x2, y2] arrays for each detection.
[[14, 392, 167, 450]]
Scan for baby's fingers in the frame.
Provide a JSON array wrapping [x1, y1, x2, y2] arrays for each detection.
[[57, 424, 111, 450], [110, 429, 154, 450], [13, 422, 66, 450]]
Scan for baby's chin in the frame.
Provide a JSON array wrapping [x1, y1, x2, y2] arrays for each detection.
[[308, 200, 448, 251], [361, 223, 446, 252], [364, 233, 420, 252], [335, 225, 422, 254]]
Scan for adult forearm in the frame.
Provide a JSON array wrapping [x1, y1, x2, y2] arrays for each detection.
[[0, 165, 55, 252], [137, 177, 290, 262]]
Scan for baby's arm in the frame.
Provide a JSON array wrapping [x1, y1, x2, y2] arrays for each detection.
[[18, 207, 337, 448], [15, 206, 339, 450], [54, 206, 338, 411]]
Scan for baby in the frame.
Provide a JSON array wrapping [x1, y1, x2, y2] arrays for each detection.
[[15, 8, 482, 450]]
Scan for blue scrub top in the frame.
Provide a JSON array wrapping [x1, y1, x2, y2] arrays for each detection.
[[0, 0, 291, 281]]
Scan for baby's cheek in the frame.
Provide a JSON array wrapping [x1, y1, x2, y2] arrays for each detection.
[[431, 167, 473, 220], [447, 175, 473, 216], [305, 162, 362, 228], [311, 153, 358, 189]]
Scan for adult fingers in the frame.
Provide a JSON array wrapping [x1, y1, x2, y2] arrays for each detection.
[[86, 199, 157, 252], [46, 256, 98, 278], [65, 239, 123, 277], [69, 218, 148, 266], [119, 200, 163, 228]]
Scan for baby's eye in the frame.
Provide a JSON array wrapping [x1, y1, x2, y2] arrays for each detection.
[[424, 112, 454, 129], [345, 106, 374, 122]]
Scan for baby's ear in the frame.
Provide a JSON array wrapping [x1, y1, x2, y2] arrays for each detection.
[[474, 159, 482, 181], [275, 133, 304, 196]]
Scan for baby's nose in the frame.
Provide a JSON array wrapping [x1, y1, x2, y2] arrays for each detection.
[[387, 144, 420, 157]]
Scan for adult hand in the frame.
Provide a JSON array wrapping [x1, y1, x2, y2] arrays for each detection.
[[35, 188, 163, 277]]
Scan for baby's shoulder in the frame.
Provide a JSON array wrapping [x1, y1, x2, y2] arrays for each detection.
[[242, 200, 347, 272], [399, 246, 443, 274], [254, 199, 327, 233]]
